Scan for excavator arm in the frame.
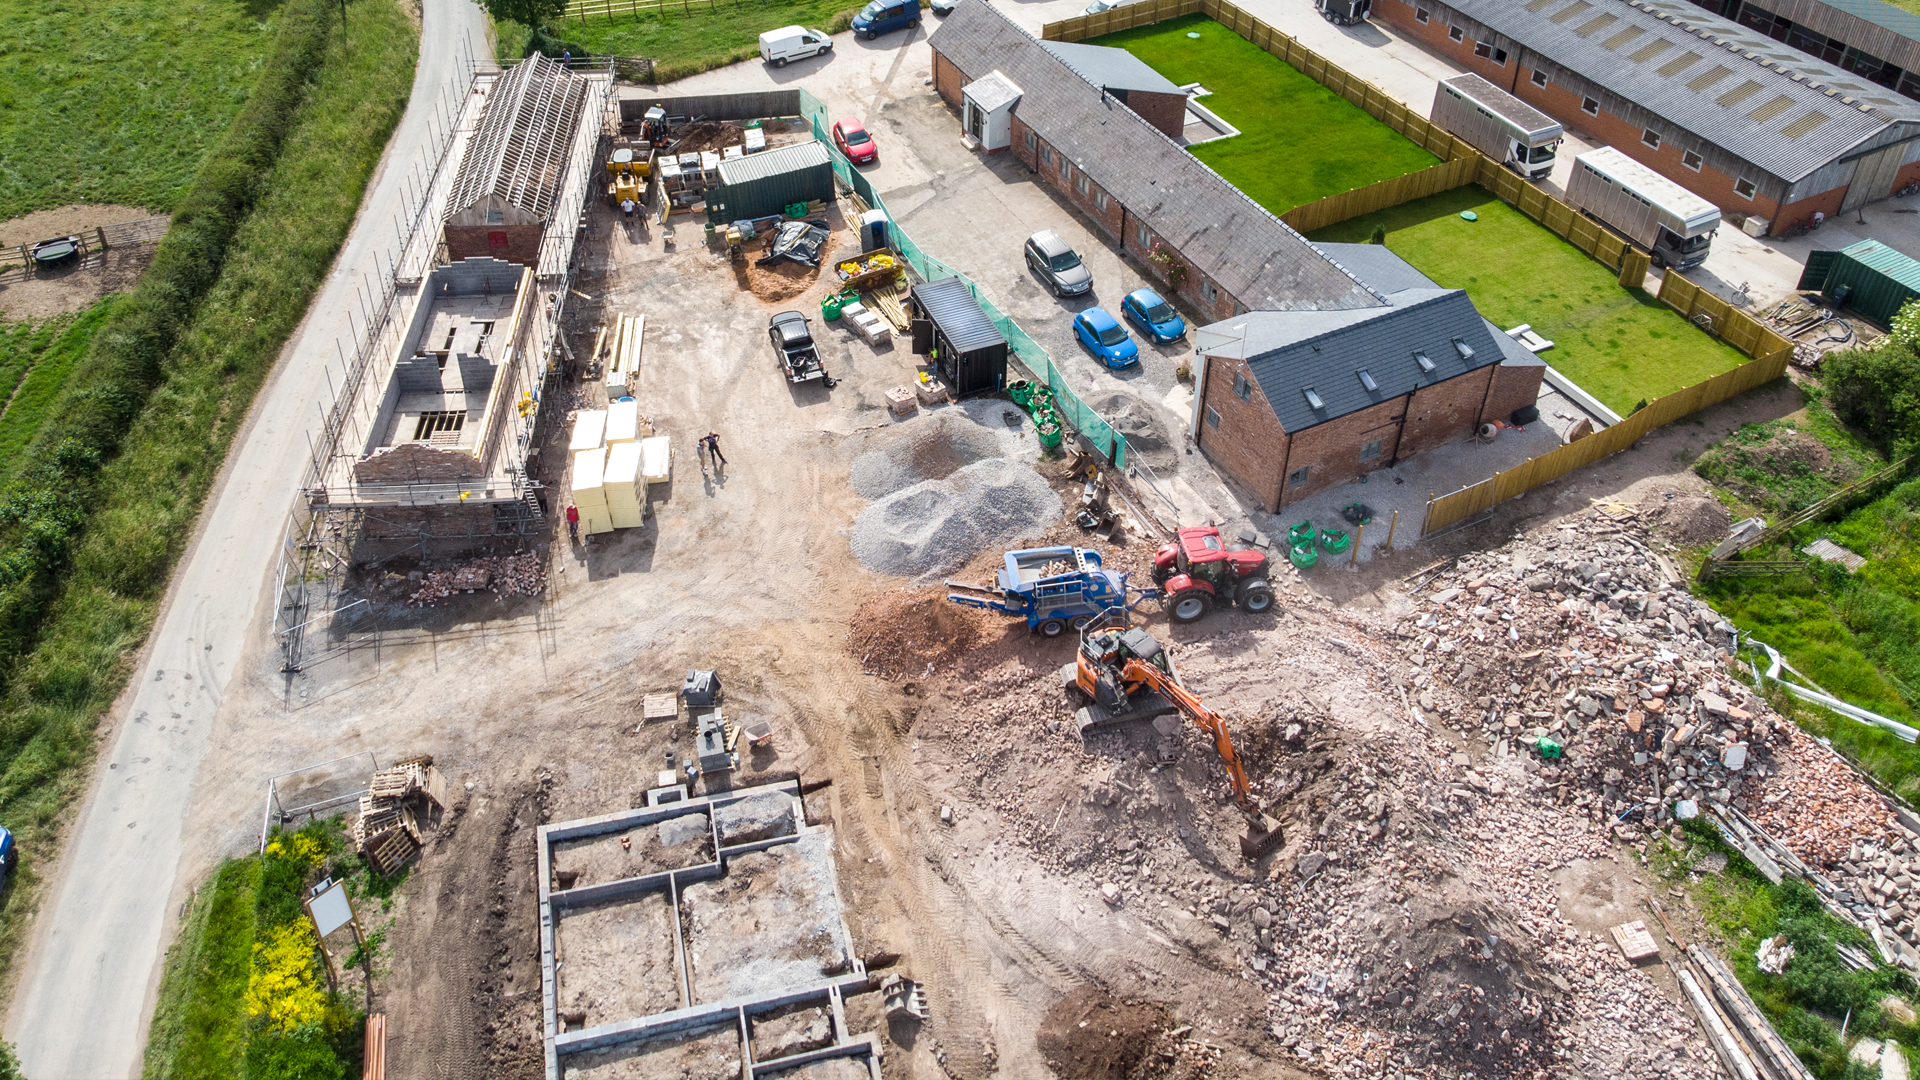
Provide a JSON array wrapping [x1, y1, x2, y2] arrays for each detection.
[[1117, 659, 1254, 807]]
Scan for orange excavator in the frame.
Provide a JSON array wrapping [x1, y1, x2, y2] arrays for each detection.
[[1061, 613, 1285, 860]]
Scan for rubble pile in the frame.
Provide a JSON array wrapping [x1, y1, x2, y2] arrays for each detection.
[[1393, 510, 1822, 843], [407, 553, 546, 606], [1748, 724, 1898, 866], [351, 757, 448, 874]]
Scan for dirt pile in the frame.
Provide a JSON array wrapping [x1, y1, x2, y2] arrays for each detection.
[[1647, 494, 1731, 546], [846, 587, 991, 677], [1093, 393, 1178, 470], [741, 246, 822, 304], [1036, 987, 1170, 1080]]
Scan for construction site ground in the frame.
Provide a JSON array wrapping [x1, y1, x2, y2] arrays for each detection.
[[152, 65, 1860, 1080]]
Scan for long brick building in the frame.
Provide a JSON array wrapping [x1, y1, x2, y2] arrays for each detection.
[[1375, 0, 1920, 231], [927, 2, 1546, 509]]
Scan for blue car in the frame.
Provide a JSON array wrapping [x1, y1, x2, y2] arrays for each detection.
[[1120, 288, 1185, 343], [0, 825, 13, 895], [1073, 307, 1139, 369], [852, 0, 919, 38]]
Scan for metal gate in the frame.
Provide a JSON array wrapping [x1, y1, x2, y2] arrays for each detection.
[[1841, 143, 1907, 213]]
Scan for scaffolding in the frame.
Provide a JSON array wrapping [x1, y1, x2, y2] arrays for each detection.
[[273, 60, 616, 673]]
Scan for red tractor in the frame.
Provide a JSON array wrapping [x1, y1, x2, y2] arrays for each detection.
[[1151, 526, 1275, 625]]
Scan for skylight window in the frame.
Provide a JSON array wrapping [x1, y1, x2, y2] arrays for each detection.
[[1414, 351, 1435, 373], [1358, 370, 1378, 392], [1304, 388, 1325, 410], [1453, 339, 1475, 360]]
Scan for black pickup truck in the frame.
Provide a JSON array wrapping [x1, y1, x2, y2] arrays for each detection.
[[769, 311, 829, 385]]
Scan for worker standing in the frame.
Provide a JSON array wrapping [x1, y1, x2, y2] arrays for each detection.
[[621, 197, 635, 221], [702, 432, 727, 471], [565, 504, 580, 543]]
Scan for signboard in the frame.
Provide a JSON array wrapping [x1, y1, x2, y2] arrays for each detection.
[[308, 879, 354, 940]]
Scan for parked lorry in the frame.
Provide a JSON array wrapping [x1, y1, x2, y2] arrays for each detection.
[[768, 310, 830, 385], [1431, 74, 1562, 180], [1316, 0, 1371, 24], [947, 546, 1154, 637], [1566, 146, 1721, 270]]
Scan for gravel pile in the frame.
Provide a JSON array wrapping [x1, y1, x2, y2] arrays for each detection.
[[849, 402, 1032, 499], [850, 457, 1060, 580]]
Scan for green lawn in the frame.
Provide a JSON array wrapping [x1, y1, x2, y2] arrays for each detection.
[[1088, 14, 1438, 214], [0, 301, 117, 483], [1311, 186, 1749, 414], [518, 0, 872, 81], [0, 0, 280, 217]]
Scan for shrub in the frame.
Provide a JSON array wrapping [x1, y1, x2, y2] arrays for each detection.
[[1823, 338, 1920, 458]]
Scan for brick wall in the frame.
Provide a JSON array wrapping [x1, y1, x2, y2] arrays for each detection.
[[1195, 354, 1291, 509], [1401, 364, 1498, 455], [1114, 208, 1242, 322], [1777, 185, 1850, 229], [1276, 397, 1411, 507], [1482, 361, 1546, 425], [1122, 89, 1186, 139], [359, 503, 499, 540], [1033, 132, 1129, 240], [934, 51, 964, 110], [446, 224, 542, 268], [1377, 0, 1521, 90], [353, 442, 484, 484]]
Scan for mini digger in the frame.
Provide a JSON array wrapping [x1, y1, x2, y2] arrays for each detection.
[[1061, 612, 1284, 860]]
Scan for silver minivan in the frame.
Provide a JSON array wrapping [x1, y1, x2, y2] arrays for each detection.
[[1025, 230, 1093, 297]]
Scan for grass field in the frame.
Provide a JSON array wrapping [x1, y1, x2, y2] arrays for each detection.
[[0, 301, 118, 482], [513, 0, 870, 80], [0, 0, 280, 218], [1088, 14, 1438, 215], [1310, 186, 1749, 413], [0, 0, 416, 991]]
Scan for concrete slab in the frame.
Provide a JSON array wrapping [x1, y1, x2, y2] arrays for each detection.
[[683, 833, 856, 1005]]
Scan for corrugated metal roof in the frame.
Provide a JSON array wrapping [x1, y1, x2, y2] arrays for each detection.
[[1760, 0, 1920, 51], [1838, 238, 1920, 289], [1198, 245, 1506, 433], [928, 1, 1382, 312], [717, 139, 832, 186], [446, 55, 590, 221], [1041, 40, 1185, 96], [1445, 0, 1920, 180], [912, 276, 1007, 354]]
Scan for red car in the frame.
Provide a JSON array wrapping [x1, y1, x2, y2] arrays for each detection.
[[832, 116, 878, 164]]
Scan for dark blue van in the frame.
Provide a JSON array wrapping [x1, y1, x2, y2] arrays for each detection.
[[852, 0, 919, 38]]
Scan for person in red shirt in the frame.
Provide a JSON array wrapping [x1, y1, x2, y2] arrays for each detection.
[[565, 504, 580, 543]]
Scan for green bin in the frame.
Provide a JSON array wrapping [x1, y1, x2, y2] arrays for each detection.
[[1287, 521, 1315, 547], [1289, 542, 1318, 569], [1318, 529, 1350, 554], [822, 297, 844, 321]]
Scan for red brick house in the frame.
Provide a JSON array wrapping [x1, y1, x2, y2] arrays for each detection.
[[927, 4, 1545, 510], [443, 54, 590, 267], [1374, 0, 1920, 232]]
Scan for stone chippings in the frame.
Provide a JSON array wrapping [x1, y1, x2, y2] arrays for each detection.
[[849, 457, 1060, 580]]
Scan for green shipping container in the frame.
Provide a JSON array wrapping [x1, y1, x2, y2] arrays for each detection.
[[709, 140, 834, 224], [1796, 238, 1920, 327]]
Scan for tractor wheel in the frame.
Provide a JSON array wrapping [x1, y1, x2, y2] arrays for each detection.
[[1037, 618, 1067, 638], [1238, 579, 1276, 613], [1169, 589, 1211, 624]]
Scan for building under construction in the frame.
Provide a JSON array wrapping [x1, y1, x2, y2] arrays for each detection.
[[275, 55, 612, 670]]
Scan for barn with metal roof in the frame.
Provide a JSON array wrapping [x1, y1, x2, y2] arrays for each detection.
[[1376, 0, 1920, 231], [444, 54, 593, 268]]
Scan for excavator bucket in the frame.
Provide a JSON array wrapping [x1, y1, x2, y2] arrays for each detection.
[[1239, 814, 1285, 862]]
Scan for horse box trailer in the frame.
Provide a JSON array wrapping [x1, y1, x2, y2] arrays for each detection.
[[1431, 74, 1562, 180], [1567, 147, 1721, 270]]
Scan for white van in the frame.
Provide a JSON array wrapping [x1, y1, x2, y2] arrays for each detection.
[[759, 26, 833, 67]]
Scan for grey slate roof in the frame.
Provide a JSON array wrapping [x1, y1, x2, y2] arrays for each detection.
[[1446, 0, 1920, 181], [1041, 40, 1185, 96], [913, 276, 1008, 353], [927, 1, 1382, 312], [1200, 245, 1513, 433]]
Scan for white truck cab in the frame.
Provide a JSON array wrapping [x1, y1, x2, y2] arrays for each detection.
[[758, 26, 833, 67]]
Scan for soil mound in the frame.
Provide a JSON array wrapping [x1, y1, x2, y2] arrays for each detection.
[[847, 586, 990, 676], [1652, 495, 1731, 545], [1093, 393, 1177, 469], [743, 250, 821, 304], [1036, 987, 1169, 1080]]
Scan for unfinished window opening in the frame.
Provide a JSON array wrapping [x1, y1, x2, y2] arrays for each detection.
[[1449, 24, 1464, 41], [413, 411, 466, 443], [1474, 40, 1508, 63], [442, 326, 459, 352], [1683, 149, 1703, 170], [1415, 6, 1428, 20], [1642, 127, 1662, 148]]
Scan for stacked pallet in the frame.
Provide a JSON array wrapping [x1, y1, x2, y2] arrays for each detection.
[[603, 314, 645, 395], [603, 442, 647, 528], [351, 759, 448, 875]]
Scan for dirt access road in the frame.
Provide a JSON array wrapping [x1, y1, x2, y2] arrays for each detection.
[[4, 1, 491, 1073]]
